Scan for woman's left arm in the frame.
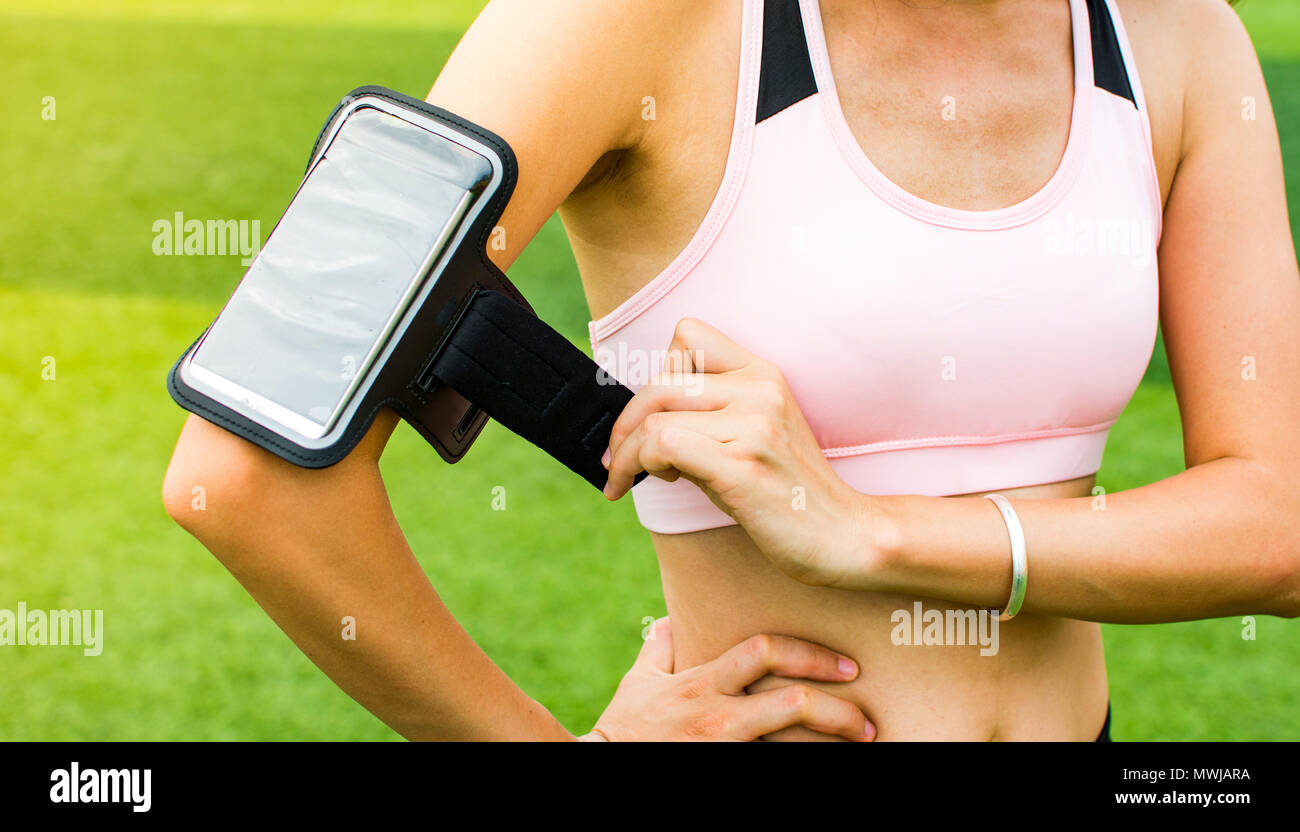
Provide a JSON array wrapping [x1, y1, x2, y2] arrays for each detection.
[[603, 2, 1300, 624]]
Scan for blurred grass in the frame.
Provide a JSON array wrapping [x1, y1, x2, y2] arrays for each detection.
[[0, 0, 1297, 740]]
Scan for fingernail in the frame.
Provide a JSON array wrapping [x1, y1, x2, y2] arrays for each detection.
[[601, 448, 611, 468], [864, 722, 876, 741], [837, 657, 857, 677]]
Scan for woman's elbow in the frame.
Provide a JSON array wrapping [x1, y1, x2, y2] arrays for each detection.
[[1259, 489, 1300, 619], [162, 411, 393, 559], [1271, 549, 1300, 619], [162, 415, 277, 549]]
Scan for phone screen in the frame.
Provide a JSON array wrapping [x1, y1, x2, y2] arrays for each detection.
[[188, 107, 491, 437]]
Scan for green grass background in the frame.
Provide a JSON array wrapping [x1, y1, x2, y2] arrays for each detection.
[[0, 0, 1296, 740]]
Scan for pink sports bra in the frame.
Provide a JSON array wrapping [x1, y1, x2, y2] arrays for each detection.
[[589, 0, 1162, 534]]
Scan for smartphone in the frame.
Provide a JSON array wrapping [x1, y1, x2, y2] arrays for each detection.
[[179, 100, 495, 444]]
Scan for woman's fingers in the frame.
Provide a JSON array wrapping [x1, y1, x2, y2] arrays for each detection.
[[607, 373, 746, 452], [604, 420, 731, 499], [606, 409, 751, 496], [737, 684, 875, 742], [631, 617, 674, 674], [593, 630, 874, 742], [602, 319, 792, 500], [713, 634, 859, 692], [664, 317, 759, 375]]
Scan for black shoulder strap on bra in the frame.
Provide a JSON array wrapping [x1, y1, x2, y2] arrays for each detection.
[[1084, 0, 1137, 107], [756, 0, 819, 123]]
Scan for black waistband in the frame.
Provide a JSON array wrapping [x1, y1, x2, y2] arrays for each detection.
[[1096, 702, 1113, 742]]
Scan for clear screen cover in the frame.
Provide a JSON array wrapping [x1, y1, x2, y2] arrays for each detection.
[[188, 106, 492, 437]]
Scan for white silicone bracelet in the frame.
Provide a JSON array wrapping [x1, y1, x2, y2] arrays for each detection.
[[984, 493, 1028, 621]]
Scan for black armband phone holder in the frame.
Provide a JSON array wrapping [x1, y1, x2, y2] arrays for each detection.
[[167, 86, 639, 491]]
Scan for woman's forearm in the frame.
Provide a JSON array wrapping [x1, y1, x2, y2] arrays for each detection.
[[212, 503, 571, 741], [164, 414, 572, 741], [860, 456, 1300, 623]]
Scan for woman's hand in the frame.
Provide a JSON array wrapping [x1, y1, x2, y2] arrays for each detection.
[[583, 618, 875, 741], [602, 318, 880, 588]]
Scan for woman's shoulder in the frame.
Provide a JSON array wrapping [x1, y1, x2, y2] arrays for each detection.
[[1114, 0, 1263, 200], [431, 0, 722, 151], [426, 0, 728, 268]]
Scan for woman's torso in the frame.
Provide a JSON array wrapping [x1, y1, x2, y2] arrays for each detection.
[[557, 0, 1183, 739]]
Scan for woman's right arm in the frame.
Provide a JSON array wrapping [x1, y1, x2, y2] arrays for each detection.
[[163, 0, 661, 740], [162, 0, 875, 741]]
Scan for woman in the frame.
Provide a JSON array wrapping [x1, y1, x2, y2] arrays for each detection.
[[164, 0, 1300, 740]]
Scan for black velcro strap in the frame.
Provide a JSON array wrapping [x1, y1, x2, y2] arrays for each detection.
[[430, 290, 646, 491]]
